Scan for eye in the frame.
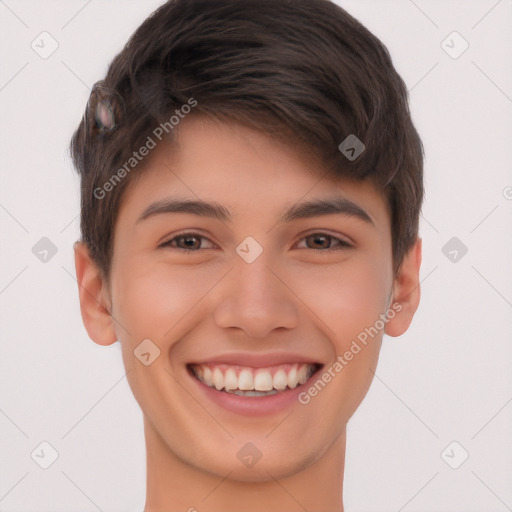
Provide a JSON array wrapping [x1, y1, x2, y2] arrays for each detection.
[[158, 232, 216, 252], [295, 233, 352, 251], [158, 231, 352, 253]]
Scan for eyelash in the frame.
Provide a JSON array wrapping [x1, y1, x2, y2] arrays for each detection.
[[158, 231, 353, 252]]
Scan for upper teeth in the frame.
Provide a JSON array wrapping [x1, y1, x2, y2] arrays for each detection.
[[191, 363, 316, 392]]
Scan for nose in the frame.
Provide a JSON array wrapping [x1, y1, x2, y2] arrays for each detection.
[[213, 254, 299, 339]]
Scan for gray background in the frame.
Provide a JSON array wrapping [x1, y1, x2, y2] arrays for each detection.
[[1, 0, 511, 511]]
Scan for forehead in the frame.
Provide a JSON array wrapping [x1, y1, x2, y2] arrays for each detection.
[[118, 116, 390, 229]]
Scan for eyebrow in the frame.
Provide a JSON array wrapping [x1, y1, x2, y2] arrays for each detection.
[[136, 196, 374, 225]]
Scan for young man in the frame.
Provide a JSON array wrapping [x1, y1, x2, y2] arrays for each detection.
[[70, 0, 424, 510]]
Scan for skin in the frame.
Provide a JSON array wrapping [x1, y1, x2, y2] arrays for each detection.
[[75, 116, 422, 512]]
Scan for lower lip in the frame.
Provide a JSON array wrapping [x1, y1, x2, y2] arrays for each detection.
[[188, 368, 319, 417]]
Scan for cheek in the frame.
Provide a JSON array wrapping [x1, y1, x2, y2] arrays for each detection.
[[293, 256, 391, 346], [109, 260, 221, 414], [298, 257, 390, 419], [110, 258, 221, 343]]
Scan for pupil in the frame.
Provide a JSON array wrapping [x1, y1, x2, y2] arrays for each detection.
[[183, 237, 198, 248], [311, 235, 329, 248]]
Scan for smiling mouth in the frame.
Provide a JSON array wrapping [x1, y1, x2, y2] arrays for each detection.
[[188, 362, 322, 396]]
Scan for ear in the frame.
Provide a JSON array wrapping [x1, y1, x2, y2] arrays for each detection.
[[384, 237, 422, 337], [74, 241, 117, 346]]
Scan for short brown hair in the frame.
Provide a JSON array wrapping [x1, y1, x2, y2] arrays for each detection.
[[70, 0, 424, 278]]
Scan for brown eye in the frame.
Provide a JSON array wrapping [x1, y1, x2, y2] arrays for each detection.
[[175, 235, 202, 250], [306, 234, 331, 249], [297, 233, 352, 250], [159, 232, 216, 251]]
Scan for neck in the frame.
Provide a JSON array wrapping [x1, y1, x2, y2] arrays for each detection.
[[143, 416, 345, 512]]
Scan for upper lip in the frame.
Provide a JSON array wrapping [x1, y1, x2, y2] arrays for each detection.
[[188, 352, 323, 368]]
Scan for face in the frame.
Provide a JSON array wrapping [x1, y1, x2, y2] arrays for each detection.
[[76, 115, 421, 482]]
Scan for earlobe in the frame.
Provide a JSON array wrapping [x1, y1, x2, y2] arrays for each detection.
[[74, 242, 117, 346], [384, 237, 422, 338]]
